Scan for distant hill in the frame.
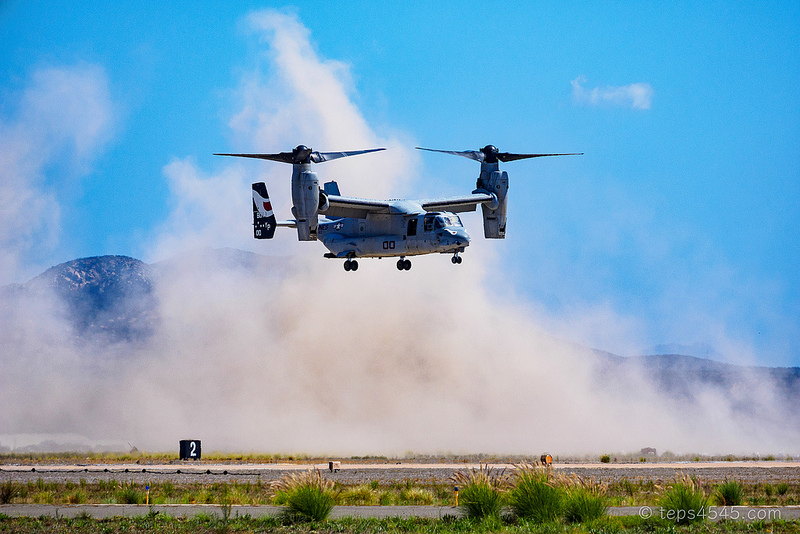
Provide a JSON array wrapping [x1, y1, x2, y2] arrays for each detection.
[[1, 255, 157, 343], [594, 352, 800, 423], [0, 248, 284, 344]]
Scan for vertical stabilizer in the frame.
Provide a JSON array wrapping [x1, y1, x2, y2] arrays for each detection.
[[252, 182, 277, 239]]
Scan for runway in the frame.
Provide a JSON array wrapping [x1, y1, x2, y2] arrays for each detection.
[[1, 461, 798, 485]]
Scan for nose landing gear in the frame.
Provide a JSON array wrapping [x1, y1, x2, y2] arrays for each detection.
[[396, 258, 412, 271], [451, 253, 463, 264], [344, 259, 359, 271]]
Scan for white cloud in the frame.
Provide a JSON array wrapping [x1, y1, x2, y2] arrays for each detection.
[[0, 64, 114, 284], [148, 9, 419, 261], [571, 75, 654, 110], [237, 10, 417, 199]]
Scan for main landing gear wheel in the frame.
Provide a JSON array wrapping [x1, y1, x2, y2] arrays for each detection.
[[396, 258, 412, 271], [451, 254, 463, 264], [344, 259, 359, 271]]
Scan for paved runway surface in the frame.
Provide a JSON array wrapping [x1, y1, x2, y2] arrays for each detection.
[[1, 461, 798, 485]]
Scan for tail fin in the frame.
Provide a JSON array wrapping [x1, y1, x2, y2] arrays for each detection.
[[252, 182, 277, 239]]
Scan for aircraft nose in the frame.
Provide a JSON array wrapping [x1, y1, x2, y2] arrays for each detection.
[[453, 227, 470, 245]]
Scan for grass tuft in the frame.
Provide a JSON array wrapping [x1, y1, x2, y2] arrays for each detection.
[[116, 485, 143, 504], [563, 487, 608, 523], [451, 464, 508, 519], [272, 468, 335, 522], [507, 465, 563, 522], [398, 486, 435, 505], [66, 490, 87, 504], [660, 475, 709, 525], [714, 479, 743, 506], [339, 484, 380, 505], [0, 482, 21, 504]]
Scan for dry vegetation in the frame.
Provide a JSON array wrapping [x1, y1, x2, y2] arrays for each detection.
[[2, 450, 794, 466]]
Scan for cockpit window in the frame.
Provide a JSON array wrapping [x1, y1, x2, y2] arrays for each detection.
[[435, 215, 463, 228], [448, 215, 463, 227], [423, 214, 435, 232], [424, 213, 462, 232]]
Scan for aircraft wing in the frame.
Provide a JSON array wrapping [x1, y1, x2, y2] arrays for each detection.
[[324, 195, 393, 219], [322, 191, 496, 218], [420, 192, 496, 213]]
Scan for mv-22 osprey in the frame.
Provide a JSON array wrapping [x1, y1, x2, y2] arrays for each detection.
[[215, 145, 580, 271]]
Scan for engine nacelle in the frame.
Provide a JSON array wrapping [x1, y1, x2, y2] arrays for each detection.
[[291, 168, 319, 241], [318, 190, 330, 213], [477, 169, 508, 239]]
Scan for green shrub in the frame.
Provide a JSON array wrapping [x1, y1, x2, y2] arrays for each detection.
[[398, 486, 435, 505], [0, 482, 21, 504], [777, 483, 789, 496], [457, 481, 503, 519], [563, 487, 608, 523], [452, 464, 508, 519], [160, 481, 175, 497], [714, 480, 743, 505], [508, 467, 563, 522], [600, 455, 611, 463], [620, 478, 636, 497], [66, 490, 87, 504], [272, 469, 335, 522], [32, 491, 55, 504], [339, 484, 379, 505], [284, 485, 334, 521], [660, 476, 709, 525], [116, 486, 143, 504]]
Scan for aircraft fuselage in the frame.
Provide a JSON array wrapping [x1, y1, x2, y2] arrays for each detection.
[[319, 211, 469, 259]]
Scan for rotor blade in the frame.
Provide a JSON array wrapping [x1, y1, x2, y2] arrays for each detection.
[[214, 152, 295, 164], [415, 147, 485, 162], [215, 148, 385, 164], [496, 152, 583, 162], [312, 148, 386, 163]]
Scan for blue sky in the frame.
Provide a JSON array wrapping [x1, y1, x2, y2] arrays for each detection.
[[1, 1, 799, 366]]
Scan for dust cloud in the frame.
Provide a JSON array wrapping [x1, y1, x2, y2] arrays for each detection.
[[1, 10, 797, 457]]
